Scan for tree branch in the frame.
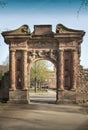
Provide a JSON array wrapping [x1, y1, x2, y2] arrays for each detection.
[[0, 1, 7, 8], [77, 0, 88, 17]]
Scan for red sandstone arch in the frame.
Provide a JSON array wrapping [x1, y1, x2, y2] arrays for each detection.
[[1, 24, 85, 103]]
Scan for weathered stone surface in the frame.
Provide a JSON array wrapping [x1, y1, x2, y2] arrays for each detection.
[[76, 66, 88, 104], [57, 90, 76, 104], [56, 24, 85, 35], [33, 25, 53, 35], [0, 24, 85, 104], [2, 25, 31, 35], [9, 90, 30, 104]]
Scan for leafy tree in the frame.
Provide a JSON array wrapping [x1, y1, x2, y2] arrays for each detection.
[[0, 56, 9, 77], [2, 56, 9, 65], [30, 60, 50, 91], [77, 0, 88, 16], [0, 71, 2, 80], [0, 1, 7, 8]]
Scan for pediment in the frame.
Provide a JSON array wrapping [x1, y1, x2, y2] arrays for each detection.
[[56, 24, 85, 35], [2, 25, 31, 36]]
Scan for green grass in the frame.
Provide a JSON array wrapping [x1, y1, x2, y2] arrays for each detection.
[[0, 102, 5, 106], [29, 88, 47, 93]]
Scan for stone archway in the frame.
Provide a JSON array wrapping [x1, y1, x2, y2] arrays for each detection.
[[28, 59, 56, 103], [2, 24, 85, 103]]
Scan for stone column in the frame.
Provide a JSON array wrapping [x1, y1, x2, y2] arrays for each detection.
[[23, 51, 28, 90], [10, 50, 16, 90], [27, 64, 30, 90], [58, 49, 64, 90], [71, 50, 78, 90], [56, 49, 64, 103]]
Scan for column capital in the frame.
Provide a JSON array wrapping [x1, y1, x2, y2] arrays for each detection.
[[23, 50, 27, 52], [59, 49, 64, 52], [23, 50, 28, 56], [10, 50, 16, 53]]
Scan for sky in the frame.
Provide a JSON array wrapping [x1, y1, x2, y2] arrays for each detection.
[[0, 0, 88, 68]]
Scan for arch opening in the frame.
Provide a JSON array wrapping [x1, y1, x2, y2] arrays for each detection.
[[28, 59, 56, 104]]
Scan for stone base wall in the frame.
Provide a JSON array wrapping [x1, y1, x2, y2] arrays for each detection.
[[8, 90, 30, 104], [57, 90, 76, 104]]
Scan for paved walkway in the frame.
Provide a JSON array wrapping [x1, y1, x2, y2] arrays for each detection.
[[0, 90, 88, 130], [0, 102, 88, 130], [30, 89, 56, 104]]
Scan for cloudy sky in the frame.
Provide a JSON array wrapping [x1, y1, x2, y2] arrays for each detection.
[[0, 0, 88, 68]]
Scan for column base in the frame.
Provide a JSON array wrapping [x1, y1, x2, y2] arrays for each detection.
[[71, 88, 76, 91], [58, 88, 64, 91], [23, 88, 28, 90], [9, 88, 16, 91], [55, 100, 59, 104], [8, 90, 30, 104]]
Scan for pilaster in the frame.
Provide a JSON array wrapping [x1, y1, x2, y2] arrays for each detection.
[[10, 50, 16, 90], [58, 49, 64, 90], [23, 51, 28, 90], [71, 50, 78, 90]]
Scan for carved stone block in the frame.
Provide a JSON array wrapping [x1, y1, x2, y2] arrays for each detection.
[[9, 90, 30, 104]]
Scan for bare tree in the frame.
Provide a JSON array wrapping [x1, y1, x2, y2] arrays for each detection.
[[0, 1, 7, 8], [77, 0, 88, 16], [2, 56, 9, 65]]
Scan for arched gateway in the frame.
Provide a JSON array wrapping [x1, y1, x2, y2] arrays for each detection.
[[2, 24, 85, 103]]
